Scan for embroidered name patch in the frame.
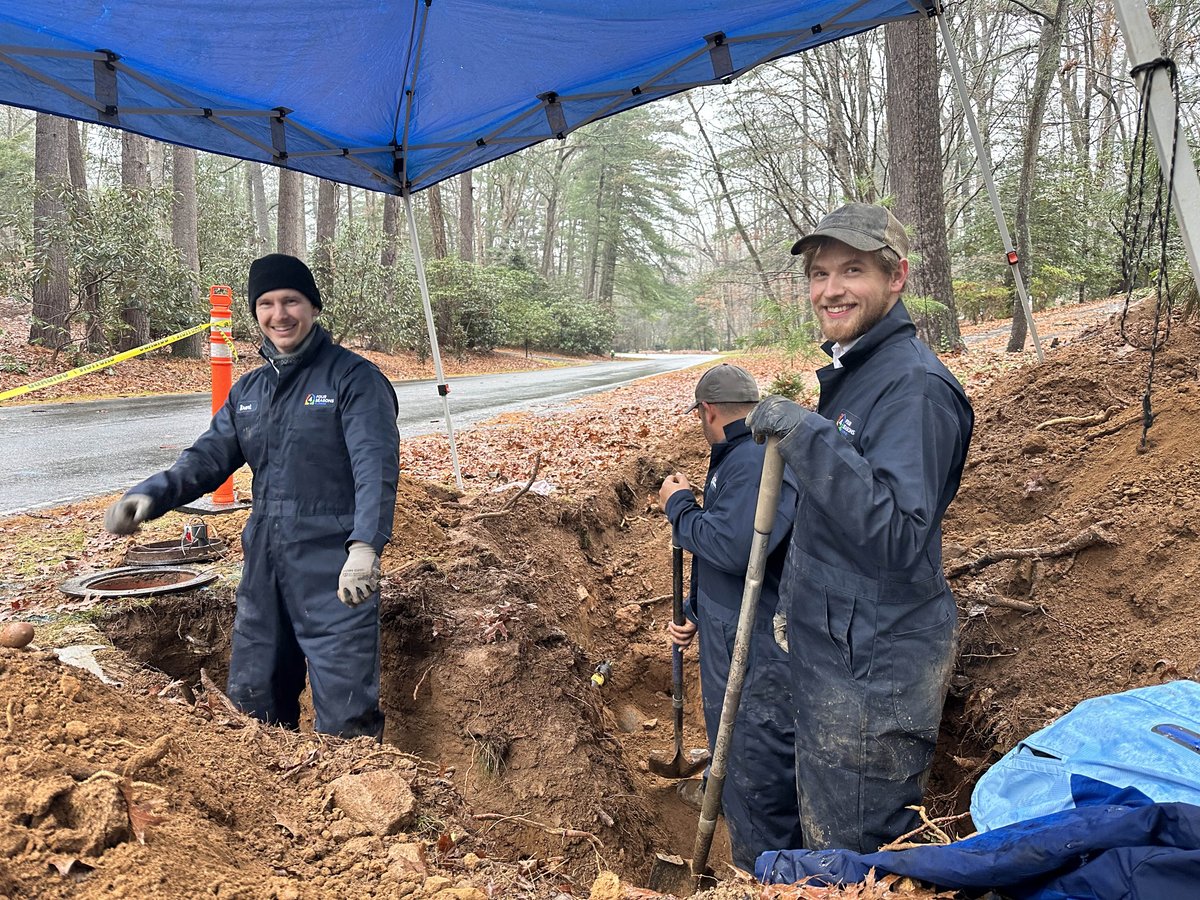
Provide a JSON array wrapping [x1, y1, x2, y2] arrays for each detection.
[[304, 393, 336, 408], [237, 401, 257, 413], [835, 411, 858, 439]]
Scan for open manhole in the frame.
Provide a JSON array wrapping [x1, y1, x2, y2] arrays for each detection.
[[123, 538, 228, 566], [60, 566, 218, 599]]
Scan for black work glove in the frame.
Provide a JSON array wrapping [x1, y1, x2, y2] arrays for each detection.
[[747, 395, 810, 441]]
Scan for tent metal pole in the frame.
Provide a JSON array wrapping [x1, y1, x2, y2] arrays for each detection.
[[1110, 0, 1200, 300], [403, 191, 465, 490], [936, 10, 1044, 362]]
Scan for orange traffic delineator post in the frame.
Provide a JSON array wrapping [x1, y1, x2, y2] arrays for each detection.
[[209, 285, 236, 505]]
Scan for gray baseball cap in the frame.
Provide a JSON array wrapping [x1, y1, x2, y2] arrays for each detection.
[[686, 364, 760, 413], [791, 202, 910, 258]]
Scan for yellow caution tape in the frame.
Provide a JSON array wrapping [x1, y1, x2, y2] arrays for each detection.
[[0, 321, 215, 404]]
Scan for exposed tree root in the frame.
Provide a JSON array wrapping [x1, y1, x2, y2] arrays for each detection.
[[947, 521, 1115, 579]]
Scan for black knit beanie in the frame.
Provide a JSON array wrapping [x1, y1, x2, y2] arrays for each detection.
[[247, 253, 322, 314]]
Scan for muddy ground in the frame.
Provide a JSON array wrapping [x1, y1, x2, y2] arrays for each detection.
[[0, 298, 1197, 899]]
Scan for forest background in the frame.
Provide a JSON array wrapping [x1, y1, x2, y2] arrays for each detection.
[[2, 0, 1198, 378]]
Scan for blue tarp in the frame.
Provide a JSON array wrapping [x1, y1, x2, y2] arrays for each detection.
[[756, 782, 1200, 899], [0, 1, 928, 193]]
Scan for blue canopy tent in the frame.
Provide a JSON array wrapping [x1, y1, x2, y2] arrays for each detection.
[[0, 0, 935, 193], [3, 1, 1191, 485]]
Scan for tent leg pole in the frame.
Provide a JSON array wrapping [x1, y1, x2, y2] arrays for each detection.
[[403, 191, 465, 490], [936, 10, 1044, 362], [1110, 0, 1200, 300]]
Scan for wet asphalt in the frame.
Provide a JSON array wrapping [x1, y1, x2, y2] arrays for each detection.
[[2, 353, 716, 516]]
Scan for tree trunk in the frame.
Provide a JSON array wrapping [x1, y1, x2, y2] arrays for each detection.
[[427, 183, 449, 259], [66, 120, 105, 351], [885, 16, 962, 350], [1006, 0, 1068, 353], [277, 167, 305, 257], [30, 113, 71, 350], [118, 132, 152, 351], [314, 178, 338, 286], [540, 146, 572, 278], [171, 147, 203, 358], [246, 163, 270, 253], [457, 171, 475, 262], [381, 194, 400, 268]]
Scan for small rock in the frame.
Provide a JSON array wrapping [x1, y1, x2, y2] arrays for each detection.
[[64, 721, 90, 741], [387, 841, 427, 878], [422, 876, 453, 895], [431, 889, 486, 900], [328, 770, 415, 836], [274, 886, 301, 900], [461, 852, 481, 871], [615, 704, 646, 733], [589, 871, 622, 900]]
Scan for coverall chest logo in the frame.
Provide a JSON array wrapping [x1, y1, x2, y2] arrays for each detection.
[[835, 411, 858, 440], [304, 393, 336, 408]]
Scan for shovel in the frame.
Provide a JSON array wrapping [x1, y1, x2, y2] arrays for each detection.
[[647, 543, 709, 781], [648, 436, 786, 894]]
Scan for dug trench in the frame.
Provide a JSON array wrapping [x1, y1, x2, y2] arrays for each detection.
[[89, 449, 992, 896]]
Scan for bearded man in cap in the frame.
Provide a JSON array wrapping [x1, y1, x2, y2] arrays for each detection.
[[657, 364, 803, 870], [747, 204, 974, 856], [104, 253, 400, 739]]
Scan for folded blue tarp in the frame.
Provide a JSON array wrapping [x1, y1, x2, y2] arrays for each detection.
[[755, 783, 1200, 899]]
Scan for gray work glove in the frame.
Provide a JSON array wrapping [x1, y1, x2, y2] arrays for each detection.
[[747, 394, 810, 441], [338, 541, 381, 607], [103, 493, 154, 535]]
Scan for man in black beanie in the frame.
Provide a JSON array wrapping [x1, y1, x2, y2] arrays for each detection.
[[104, 253, 400, 739]]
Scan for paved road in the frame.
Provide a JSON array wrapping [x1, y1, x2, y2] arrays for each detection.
[[2, 354, 715, 516]]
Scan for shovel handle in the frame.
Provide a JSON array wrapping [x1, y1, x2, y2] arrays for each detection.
[[692, 436, 785, 875], [671, 543, 686, 754]]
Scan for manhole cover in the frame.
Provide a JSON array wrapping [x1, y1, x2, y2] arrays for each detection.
[[60, 566, 218, 599], [123, 538, 228, 566]]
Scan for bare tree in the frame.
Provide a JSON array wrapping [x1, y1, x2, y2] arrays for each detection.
[[1007, 0, 1068, 352], [458, 171, 475, 262], [118, 132, 152, 350], [245, 162, 270, 253], [885, 16, 962, 349], [30, 113, 71, 350], [313, 177, 339, 283], [171, 147, 203, 358], [426, 183, 449, 259], [65, 120, 104, 351], [277, 167, 305, 257], [381, 193, 400, 268]]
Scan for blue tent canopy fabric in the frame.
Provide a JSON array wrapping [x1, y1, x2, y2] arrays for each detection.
[[0, 0, 930, 193]]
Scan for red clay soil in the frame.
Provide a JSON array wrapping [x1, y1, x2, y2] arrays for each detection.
[[0, 297, 1194, 900]]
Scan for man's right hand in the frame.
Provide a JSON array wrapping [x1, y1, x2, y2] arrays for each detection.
[[658, 472, 691, 512], [668, 618, 697, 648], [103, 494, 154, 535]]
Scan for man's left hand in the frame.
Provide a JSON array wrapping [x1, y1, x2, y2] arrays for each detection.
[[338, 542, 381, 606], [747, 394, 810, 441], [658, 472, 692, 512]]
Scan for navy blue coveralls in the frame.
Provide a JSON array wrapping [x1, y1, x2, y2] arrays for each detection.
[[129, 324, 400, 738], [665, 418, 804, 870], [776, 302, 973, 854]]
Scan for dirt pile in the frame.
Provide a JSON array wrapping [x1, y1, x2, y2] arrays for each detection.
[[935, 299, 1200, 818]]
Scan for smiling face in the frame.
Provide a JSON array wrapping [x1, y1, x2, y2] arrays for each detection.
[[807, 241, 908, 344], [255, 288, 317, 354]]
